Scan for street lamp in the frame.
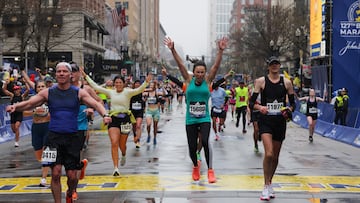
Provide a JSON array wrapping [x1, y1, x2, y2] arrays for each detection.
[[269, 40, 280, 57]]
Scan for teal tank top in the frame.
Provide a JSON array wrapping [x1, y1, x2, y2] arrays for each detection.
[[185, 79, 211, 125]]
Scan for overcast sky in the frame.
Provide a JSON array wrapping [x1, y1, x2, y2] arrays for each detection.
[[160, 0, 209, 58]]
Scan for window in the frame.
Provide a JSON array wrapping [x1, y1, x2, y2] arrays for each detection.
[[242, 0, 246, 5], [41, 0, 53, 7], [123, 1, 129, 9], [263, 0, 268, 6], [249, 0, 254, 5]]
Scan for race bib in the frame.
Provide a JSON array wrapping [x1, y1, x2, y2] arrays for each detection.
[[239, 96, 246, 102], [41, 147, 57, 163], [309, 107, 318, 114], [132, 102, 142, 110], [213, 107, 222, 114], [189, 102, 206, 118], [147, 97, 157, 104], [120, 123, 132, 134], [266, 102, 283, 115]]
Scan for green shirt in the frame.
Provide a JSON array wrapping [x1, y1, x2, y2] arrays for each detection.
[[185, 79, 211, 125]]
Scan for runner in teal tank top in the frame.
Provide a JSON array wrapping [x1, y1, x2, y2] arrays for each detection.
[[185, 79, 211, 125], [165, 36, 228, 184]]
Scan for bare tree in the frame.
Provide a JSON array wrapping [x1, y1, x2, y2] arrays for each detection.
[[230, 4, 298, 78], [1, 0, 83, 69]]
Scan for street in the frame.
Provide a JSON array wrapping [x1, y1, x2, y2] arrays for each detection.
[[0, 101, 359, 203]]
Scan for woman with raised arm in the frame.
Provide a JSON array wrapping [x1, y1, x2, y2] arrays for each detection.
[[164, 36, 228, 183], [298, 88, 325, 142], [82, 68, 152, 176], [21, 69, 50, 187]]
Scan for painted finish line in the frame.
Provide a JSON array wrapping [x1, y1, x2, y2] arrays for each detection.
[[0, 175, 359, 194]]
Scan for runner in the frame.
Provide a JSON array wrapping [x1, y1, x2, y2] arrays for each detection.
[[21, 70, 50, 187], [6, 62, 110, 203], [2, 77, 29, 147], [249, 56, 295, 201], [298, 88, 325, 142], [143, 81, 161, 145], [129, 80, 146, 149], [164, 36, 228, 183], [83, 69, 152, 176]]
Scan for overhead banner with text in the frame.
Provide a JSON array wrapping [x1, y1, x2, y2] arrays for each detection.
[[332, 0, 360, 108]]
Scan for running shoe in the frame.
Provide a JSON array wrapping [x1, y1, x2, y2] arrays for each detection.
[[260, 185, 270, 201], [146, 136, 151, 143], [192, 166, 200, 181], [39, 178, 47, 187], [208, 169, 216, 183], [309, 136, 313, 142], [254, 146, 259, 153], [196, 152, 202, 162], [72, 191, 78, 201], [14, 142, 19, 147], [242, 129, 247, 133], [269, 184, 275, 198], [215, 134, 220, 141], [120, 156, 126, 166], [135, 141, 141, 149], [66, 190, 73, 203], [153, 138, 157, 145], [113, 168, 120, 176], [79, 159, 88, 180]]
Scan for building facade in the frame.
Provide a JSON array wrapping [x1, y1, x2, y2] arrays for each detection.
[[0, 0, 108, 72]]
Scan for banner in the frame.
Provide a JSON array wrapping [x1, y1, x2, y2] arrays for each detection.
[[332, 0, 360, 108], [311, 65, 328, 99]]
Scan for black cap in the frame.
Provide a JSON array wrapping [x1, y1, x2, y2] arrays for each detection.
[[69, 61, 79, 72], [267, 56, 280, 65]]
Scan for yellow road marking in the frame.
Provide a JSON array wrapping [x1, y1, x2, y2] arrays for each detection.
[[0, 175, 360, 194]]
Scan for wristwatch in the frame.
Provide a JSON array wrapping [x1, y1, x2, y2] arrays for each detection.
[[102, 114, 110, 118]]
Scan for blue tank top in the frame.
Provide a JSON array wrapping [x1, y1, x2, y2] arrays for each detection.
[[48, 85, 80, 134], [78, 104, 88, 131], [185, 79, 211, 125]]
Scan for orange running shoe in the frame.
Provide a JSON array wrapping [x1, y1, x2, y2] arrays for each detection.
[[192, 166, 200, 181], [208, 169, 216, 183], [79, 159, 88, 180], [72, 191, 78, 200]]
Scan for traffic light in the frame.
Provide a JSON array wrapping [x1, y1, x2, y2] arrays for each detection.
[[186, 55, 189, 61], [201, 55, 205, 62]]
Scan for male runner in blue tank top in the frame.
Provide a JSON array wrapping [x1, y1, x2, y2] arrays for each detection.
[[249, 56, 295, 201], [6, 62, 111, 203]]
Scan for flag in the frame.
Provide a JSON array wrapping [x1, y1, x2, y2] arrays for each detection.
[[111, 5, 122, 28], [120, 8, 128, 30]]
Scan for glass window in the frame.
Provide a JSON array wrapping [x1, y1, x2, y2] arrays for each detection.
[[249, 0, 254, 5], [242, 0, 246, 5]]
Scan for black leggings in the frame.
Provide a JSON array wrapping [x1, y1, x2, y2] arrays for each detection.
[[186, 122, 213, 168], [236, 106, 247, 129]]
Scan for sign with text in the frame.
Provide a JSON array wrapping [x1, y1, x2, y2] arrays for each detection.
[[332, 0, 360, 108]]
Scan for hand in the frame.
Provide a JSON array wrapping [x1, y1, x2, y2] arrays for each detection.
[[164, 37, 174, 50], [224, 68, 234, 78], [259, 105, 268, 115], [6, 105, 15, 113], [84, 108, 94, 116], [281, 107, 293, 122], [145, 72, 153, 83], [103, 116, 112, 125], [218, 37, 228, 51], [79, 66, 86, 77]]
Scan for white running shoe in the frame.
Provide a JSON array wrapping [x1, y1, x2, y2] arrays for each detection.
[[14, 142, 19, 147], [113, 168, 120, 176], [260, 185, 270, 201], [269, 183, 275, 198]]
